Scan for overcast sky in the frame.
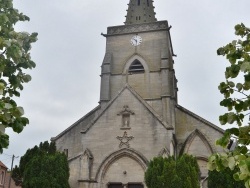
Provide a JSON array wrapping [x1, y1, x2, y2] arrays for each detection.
[[1, 0, 250, 168]]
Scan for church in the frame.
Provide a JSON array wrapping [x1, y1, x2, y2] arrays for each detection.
[[52, 1, 224, 188]]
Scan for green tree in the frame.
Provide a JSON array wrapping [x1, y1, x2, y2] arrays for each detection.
[[208, 23, 250, 188], [0, 0, 38, 153], [208, 167, 245, 188], [145, 154, 200, 188], [12, 141, 70, 188]]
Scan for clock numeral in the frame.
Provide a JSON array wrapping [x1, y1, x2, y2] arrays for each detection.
[[130, 35, 142, 46]]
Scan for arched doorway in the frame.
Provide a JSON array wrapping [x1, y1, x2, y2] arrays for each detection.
[[96, 149, 148, 188]]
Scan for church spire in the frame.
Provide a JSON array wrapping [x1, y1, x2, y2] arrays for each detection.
[[125, 0, 157, 25]]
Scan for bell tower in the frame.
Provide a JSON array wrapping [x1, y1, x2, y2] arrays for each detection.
[[100, 0, 178, 127], [125, 0, 157, 25]]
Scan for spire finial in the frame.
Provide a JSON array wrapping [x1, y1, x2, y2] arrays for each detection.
[[125, 0, 157, 25]]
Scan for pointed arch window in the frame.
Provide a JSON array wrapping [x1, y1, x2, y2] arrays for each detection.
[[128, 59, 145, 74]]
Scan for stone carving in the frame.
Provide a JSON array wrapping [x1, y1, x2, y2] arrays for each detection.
[[116, 131, 134, 148], [107, 21, 168, 35], [117, 105, 135, 129], [80, 148, 93, 181]]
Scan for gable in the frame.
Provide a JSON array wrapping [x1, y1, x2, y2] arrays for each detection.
[[83, 85, 172, 134], [80, 85, 175, 170]]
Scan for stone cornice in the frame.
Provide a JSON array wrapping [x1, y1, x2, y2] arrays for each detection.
[[106, 21, 169, 36]]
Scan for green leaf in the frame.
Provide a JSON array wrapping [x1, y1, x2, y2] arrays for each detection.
[[234, 172, 240, 181], [12, 120, 24, 133], [0, 0, 37, 152], [241, 61, 250, 72], [245, 73, 250, 82], [22, 74, 32, 83], [227, 127, 239, 136], [12, 106, 24, 117], [17, 107, 24, 115], [4, 103, 12, 109], [0, 132, 9, 153], [228, 81, 235, 87], [236, 83, 243, 91], [235, 101, 244, 112], [228, 157, 236, 170], [219, 114, 228, 125], [217, 47, 226, 55], [227, 112, 236, 124], [0, 82, 4, 95], [212, 23, 250, 187], [239, 173, 248, 180]]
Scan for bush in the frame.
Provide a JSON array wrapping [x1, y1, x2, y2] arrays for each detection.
[[145, 154, 200, 188]]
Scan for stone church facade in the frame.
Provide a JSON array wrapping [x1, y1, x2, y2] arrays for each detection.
[[52, 1, 224, 188]]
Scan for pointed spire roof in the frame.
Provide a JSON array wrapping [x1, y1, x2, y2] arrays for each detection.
[[125, 0, 157, 25]]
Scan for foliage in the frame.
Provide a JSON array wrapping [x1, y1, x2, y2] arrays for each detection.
[[208, 167, 245, 188], [0, 0, 38, 153], [145, 154, 200, 188], [208, 23, 250, 188], [12, 141, 70, 188]]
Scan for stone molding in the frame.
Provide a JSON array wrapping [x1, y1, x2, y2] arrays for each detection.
[[117, 105, 135, 130], [158, 147, 170, 157], [95, 148, 149, 183], [180, 129, 215, 155], [122, 54, 149, 74], [79, 148, 94, 181], [116, 131, 134, 148], [106, 21, 169, 36]]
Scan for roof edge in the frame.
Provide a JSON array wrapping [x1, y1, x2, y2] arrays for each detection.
[[51, 105, 101, 141], [0, 161, 8, 169], [176, 105, 224, 134], [80, 84, 173, 134]]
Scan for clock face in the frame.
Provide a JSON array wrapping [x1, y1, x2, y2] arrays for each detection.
[[130, 35, 142, 46]]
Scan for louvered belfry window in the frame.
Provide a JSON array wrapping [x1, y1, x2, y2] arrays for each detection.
[[128, 59, 145, 73]]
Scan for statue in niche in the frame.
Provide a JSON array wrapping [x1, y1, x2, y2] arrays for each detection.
[[117, 105, 135, 129], [123, 114, 130, 128]]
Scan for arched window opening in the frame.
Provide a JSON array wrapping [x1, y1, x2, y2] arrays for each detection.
[[138, 0, 140, 6], [128, 59, 145, 74]]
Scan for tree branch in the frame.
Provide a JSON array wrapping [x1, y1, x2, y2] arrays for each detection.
[[0, 49, 6, 55]]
